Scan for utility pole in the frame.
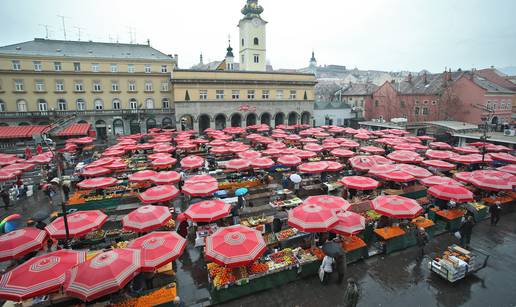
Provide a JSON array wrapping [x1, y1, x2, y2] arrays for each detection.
[[38, 24, 50, 39], [57, 15, 69, 40], [74, 26, 84, 41]]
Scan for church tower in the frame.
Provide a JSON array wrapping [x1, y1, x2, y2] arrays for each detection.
[[225, 40, 235, 71], [239, 0, 267, 71]]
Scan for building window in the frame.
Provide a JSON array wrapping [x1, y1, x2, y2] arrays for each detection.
[[0, 101, 5, 112], [254, 37, 259, 45], [247, 90, 255, 100], [161, 65, 168, 73], [33, 61, 42, 71], [112, 99, 121, 110], [76, 99, 85, 111], [92, 81, 102, 92], [277, 90, 284, 100], [422, 107, 429, 115], [128, 81, 136, 92], [432, 100, 436, 105], [507, 102, 512, 110], [501, 101, 506, 110], [232, 90, 240, 100], [289, 90, 297, 100], [144, 81, 153, 92], [162, 98, 170, 109], [12, 60, 21, 70], [199, 90, 208, 100], [110, 64, 118, 72], [74, 62, 81, 72], [216, 90, 225, 100], [145, 98, 154, 109], [57, 99, 67, 111], [400, 101, 405, 108], [144, 64, 151, 73], [415, 100, 420, 105], [38, 99, 48, 112], [241, 38, 244, 46], [35, 80, 45, 92], [129, 99, 138, 110], [14, 79, 24, 92], [54, 62, 62, 71], [91, 63, 100, 72], [424, 100, 428, 104], [253, 54, 259, 63], [17, 100, 27, 112], [94, 99, 104, 110], [374, 100, 379, 107], [414, 107, 420, 115], [492, 101, 498, 110], [160, 81, 169, 91], [262, 90, 270, 99], [127, 64, 135, 73], [74, 81, 84, 92], [55, 80, 65, 92], [111, 81, 119, 92]]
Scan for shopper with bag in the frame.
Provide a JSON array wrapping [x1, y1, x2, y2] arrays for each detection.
[[319, 255, 334, 284], [459, 216, 475, 248]]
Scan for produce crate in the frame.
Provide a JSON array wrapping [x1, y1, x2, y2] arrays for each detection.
[[346, 246, 368, 264], [384, 235, 406, 254]]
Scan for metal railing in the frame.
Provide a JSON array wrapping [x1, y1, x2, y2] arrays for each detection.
[[0, 108, 175, 118]]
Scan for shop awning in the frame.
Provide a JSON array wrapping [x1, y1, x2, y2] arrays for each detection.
[[57, 123, 91, 137], [0, 126, 49, 139]]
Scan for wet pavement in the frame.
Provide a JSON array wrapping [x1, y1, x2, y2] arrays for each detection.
[[217, 212, 516, 307]]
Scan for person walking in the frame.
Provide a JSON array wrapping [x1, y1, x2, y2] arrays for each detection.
[[335, 253, 347, 284], [24, 146, 32, 160], [489, 202, 502, 226], [343, 278, 360, 307], [416, 227, 429, 261], [36, 143, 44, 155], [320, 255, 334, 284], [459, 216, 475, 249], [1, 187, 10, 210]]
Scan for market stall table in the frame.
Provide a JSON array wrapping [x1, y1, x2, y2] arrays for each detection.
[[341, 236, 368, 263], [436, 208, 465, 231], [374, 226, 407, 254]]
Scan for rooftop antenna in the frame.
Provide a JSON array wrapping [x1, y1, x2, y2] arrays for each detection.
[[38, 24, 50, 39], [74, 26, 84, 41], [126, 26, 135, 43], [108, 34, 113, 43], [57, 15, 69, 40]]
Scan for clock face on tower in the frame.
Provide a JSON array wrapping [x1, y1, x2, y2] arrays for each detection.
[[252, 18, 261, 27]]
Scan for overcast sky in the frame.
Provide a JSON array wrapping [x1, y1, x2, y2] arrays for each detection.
[[1, 0, 515, 72]]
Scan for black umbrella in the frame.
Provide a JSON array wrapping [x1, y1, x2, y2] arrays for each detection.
[[32, 210, 50, 222], [322, 241, 345, 257]]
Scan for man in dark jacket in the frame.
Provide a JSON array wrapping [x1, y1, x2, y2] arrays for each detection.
[[489, 202, 502, 226], [416, 227, 429, 261], [335, 253, 347, 284], [459, 216, 475, 248], [344, 278, 359, 307]]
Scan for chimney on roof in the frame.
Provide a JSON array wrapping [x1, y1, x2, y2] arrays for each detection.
[[174, 54, 179, 68], [448, 68, 452, 81], [423, 72, 428, 84], [407, 73, 412, 83], [146, 39, 150, 46]]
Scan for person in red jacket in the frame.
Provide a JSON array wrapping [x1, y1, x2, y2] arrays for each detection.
[[36, 143, 44, 155], [24, 146, 32, 159]]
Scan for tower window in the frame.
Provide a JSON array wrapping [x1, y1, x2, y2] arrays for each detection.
[[242, 38, 244, 46], [253, 54, 259, 63], [254, 37, 259, 45]]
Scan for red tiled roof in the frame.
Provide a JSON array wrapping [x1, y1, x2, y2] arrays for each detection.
[[0, 125, 50, 139], [57, 123, 91, 137]]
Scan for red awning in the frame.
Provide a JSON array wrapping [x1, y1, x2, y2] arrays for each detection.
[[0, 126, 49, 139], [57, 123, 91, 137]]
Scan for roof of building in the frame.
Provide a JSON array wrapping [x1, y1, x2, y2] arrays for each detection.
[[414, 120, 479, 132], [0, 38, 173, 61], [471, 74, 514, 94], [0, 125, 49, 139], [337, 82, 378, 96], [453, 131, 516, 145], [314, 100, 351, 110], [394, 72, 458, 95], [56, 123, 91, 137], [475, 68, 516, 91]]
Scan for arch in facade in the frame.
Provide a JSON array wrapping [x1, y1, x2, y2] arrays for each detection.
[[288, 112, 299, 125], [145, 98, 155, 109], [260, 112, 271, 125], [0, 123, 8, 126], [146, 118, 157, 131], [37, 99, 48, 112], [301, 111, 311, 125], [246, 113, 257, 126], [230, 113, 242, 127], [198, 114, 211, 132], [95, 120, 107, 140], [214, 114, 227, 130], [77, 120, 88, 124], [130, 119, 141, 134], [19, 122, 30, 126], [491, 116, 499, 125], [179, 114, 194, 131], [274, 112, 285, 127], [162, 117, 173, 129], [94, 99, 104, 110], [16, 99, 28, 112], [113, 119, 124, 136], [38, 121, 49, 125]]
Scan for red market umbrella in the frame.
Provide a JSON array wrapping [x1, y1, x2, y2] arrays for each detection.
[[303, 143, 323, 152], [137, 143, 154, 150], [154, 144, 175, 153], [150, 171, 181, 185], [330, 211, 365, 236], [295, 150, 318, 159], [454, 172, 474, 183], [3, 163, 35, 172], [497, 164, 516, 175], [177, 143, 197, 150], [77, 177, 118, 189], [376, 170, 416, 182], [0, 250, 86, 302], [64, 248, 142, 302], [370, 195, 423, 219], [237, 151, 262, 160], [225, 159, 251, 171], [425, 150, 454, 160], [339, 176, 380, 190], [86, 157, 115, 168], [71, 137, 94, 144], [182, 181, 218, 197], [387, 150, 423, 164], [122, 205, 172, 232], [427, 184, 474, 202], [45, 210, 107, 239], [288, 202, 339, 232], [205, 225, 266, 268], [368, 164, 399, 176], [326, 161, 344, 172], [102, 150, 125, 157], [262, 148, 283, 157], [304, 195, 351, 211], [267, 142, 287, 149], [397, 164, 432, 178], [393, 144, 417, 151], [468, 170, 515, 191], [360, 146, 385, 154], [0, 170, 19, 182], [418, 135, 435, 141], [184, 200, 231, 222], [27, 154, 53, 164], [277, 155, 302, 166], [453, 146, 480, 154], [138, 185, 180, 204], [105, 161, 127, 170], [0, 228, 47, 262], [421, 159, 456, 170], [285, 135, 301, 141], [148, 153, 172, 160], [489, 153, 516, 164], [429, 142, 452, 150], [349, 155, 392, 172], [127, 232, 186, 271], [322, 143, 340, 150], [81, 167, 112, 177], [250, 157, 274, 169], [185, 174, 217, 184], [420, 176, 461, 187], [330, 148, 355, 158], [298, 161, 329, 173], [128, 170, 158, 182], [180, 155, 204, 170], [151, 157, 178, 169], [210, 146, 230, 155]]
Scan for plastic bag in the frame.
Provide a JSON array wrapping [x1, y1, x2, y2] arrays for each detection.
[[318, 265, 325, 282], [454, 231, 461, 240]]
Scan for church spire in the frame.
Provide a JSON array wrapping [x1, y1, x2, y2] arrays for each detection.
[[241, 0, 264, 19], [199, 52, 203, 65], [226, 39, 234, 58]]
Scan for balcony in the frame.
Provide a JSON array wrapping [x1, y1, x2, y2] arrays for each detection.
[[0, 108, 175, 119]]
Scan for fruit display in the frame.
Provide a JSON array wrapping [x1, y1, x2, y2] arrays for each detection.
[[310, 247, 325, 260], [84, 229, 105, 241], [218, 177, 261, 190], [105, 229, 121, 237], [363, 210, 382, 223], [263, 233, 278, 245], [266, 248, 298, 272], [247, 262, 269, 275], [241, 215, 269, 227], [275, 228, 299, 241], [269, 197, 303, 208], [470, 202, 486, 211], [164, 219, 176, 229], [114, 283, 177, 307], [207, 262, 237, 288], [112, 241, 129, 249], [292, 247, 319, 264]]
